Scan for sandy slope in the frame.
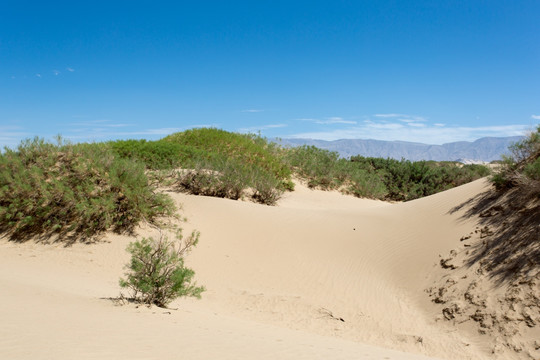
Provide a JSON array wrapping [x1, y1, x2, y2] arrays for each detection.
[[0, 179, 494, 360]]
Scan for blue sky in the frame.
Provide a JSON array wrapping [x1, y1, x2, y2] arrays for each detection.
[[1, 1, 539, 148]]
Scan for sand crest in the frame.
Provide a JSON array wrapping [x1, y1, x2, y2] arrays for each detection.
[[2, 178, 530, 359]]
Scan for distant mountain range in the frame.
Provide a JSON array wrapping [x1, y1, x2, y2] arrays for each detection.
[[277, 136, 523, 162]]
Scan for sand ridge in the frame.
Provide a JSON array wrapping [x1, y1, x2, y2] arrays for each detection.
[[0, 178, 519, 359]]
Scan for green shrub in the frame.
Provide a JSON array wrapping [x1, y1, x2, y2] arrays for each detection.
[[250, 168, 285, 205], [110, 139, 187, 169], [349, 156, 490, 201], [346, 169, 388, 199], [524, 157, 540, 181], [491, 126, 540, 189], [174, 156, 284, 205], [163, 129, 291, 204], [175, 160, 247, 200], [163, 128, 292, 189], [119, 231, 205, 307], [0, 137, 175, 240], [285, 145, 348, 190]]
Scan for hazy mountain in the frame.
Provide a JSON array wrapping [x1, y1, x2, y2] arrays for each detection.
[[277, 136, 522, 162]]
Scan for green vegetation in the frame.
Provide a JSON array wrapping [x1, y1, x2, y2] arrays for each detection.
[[286, 145, 490, 201], [107, 129, 293, 205], [491, 125, 540, 191], [164, 128, 291, 181], [0, 137, 174, 241], [0, 128, 496, 243], [110, 139, 189, 170], [120, 231, 205, 307], [162, 128, 292, 205], [350, 156, 490, 201]]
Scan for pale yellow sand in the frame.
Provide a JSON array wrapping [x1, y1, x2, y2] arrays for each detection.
[[0, 179, 494, 360]]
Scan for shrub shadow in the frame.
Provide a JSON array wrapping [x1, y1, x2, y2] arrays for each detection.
[[449, 186, 540, 286]]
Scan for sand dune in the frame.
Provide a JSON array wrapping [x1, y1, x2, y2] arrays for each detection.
[[0, 179, 504, 359]]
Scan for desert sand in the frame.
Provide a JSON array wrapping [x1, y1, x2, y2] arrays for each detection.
[[1, 178, 530, 359]]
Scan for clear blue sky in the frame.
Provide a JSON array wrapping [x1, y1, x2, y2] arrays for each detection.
[[2, 0, 539, 147]]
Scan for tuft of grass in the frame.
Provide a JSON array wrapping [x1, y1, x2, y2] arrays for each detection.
[[0, 137, 175, 241]]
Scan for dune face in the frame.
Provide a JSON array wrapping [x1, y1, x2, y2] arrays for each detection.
[[427, 186, 540, 359], [1, 178, 535, 359]]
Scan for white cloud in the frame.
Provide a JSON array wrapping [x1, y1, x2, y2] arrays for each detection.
[[297, 117, 357, 125], [241, 109, 264, 113], [362, 120, 404, 130], [35, 74, 41, 78], [316, 117, 357, 125], [53, 70, 60, 75], [406, 122, 426, 128], [531, 115, 540, 120], [238, 124, 287, 133], [288, 123, 530, 144], [0, 126, 31, 149], [66, 67, 75, 72], [375, 113, 426, 123]]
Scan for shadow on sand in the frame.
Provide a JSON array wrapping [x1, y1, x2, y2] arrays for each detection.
[[449, 185, 540, 286]]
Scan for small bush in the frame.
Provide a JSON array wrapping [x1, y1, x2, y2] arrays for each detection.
[[119, 231, 205, 307], [346, 169, 388, 199], [285, 145, 348, 190], [175, 158, 248, 199], [251, 169, 285, 205], [491, 125, 540, 190], [524, 157, 540, 181]]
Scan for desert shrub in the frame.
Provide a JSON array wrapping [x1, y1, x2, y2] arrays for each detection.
[[0, 137, 175, 240], [491, 126, 540, 190], [110, 139, 185, 169], [250, 168, 285, 205], [175, 159, 247, 200], [119, 231, 204, 307], [163, 128, 292, 189], [285, 145, 349, 189], [163, 129, 291, 204], [346, 169, 388, 199], [174, 156, 284, 205], [524, 157, 540, 181], [349, 156, 490, 201]]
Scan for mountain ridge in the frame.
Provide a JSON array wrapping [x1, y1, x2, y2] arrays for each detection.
[[277, 136, 522, 162]]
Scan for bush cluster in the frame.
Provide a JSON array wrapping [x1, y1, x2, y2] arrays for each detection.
[[0, 137, 175, 240], [163, 128, 292, 184], [491, 125, 540, 191], [286, 145, 490, 201], [174, 159, 283, 205], [162, 128, 291, 205], [350, 156, 491, 201], [107, 130, 291, 205]]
